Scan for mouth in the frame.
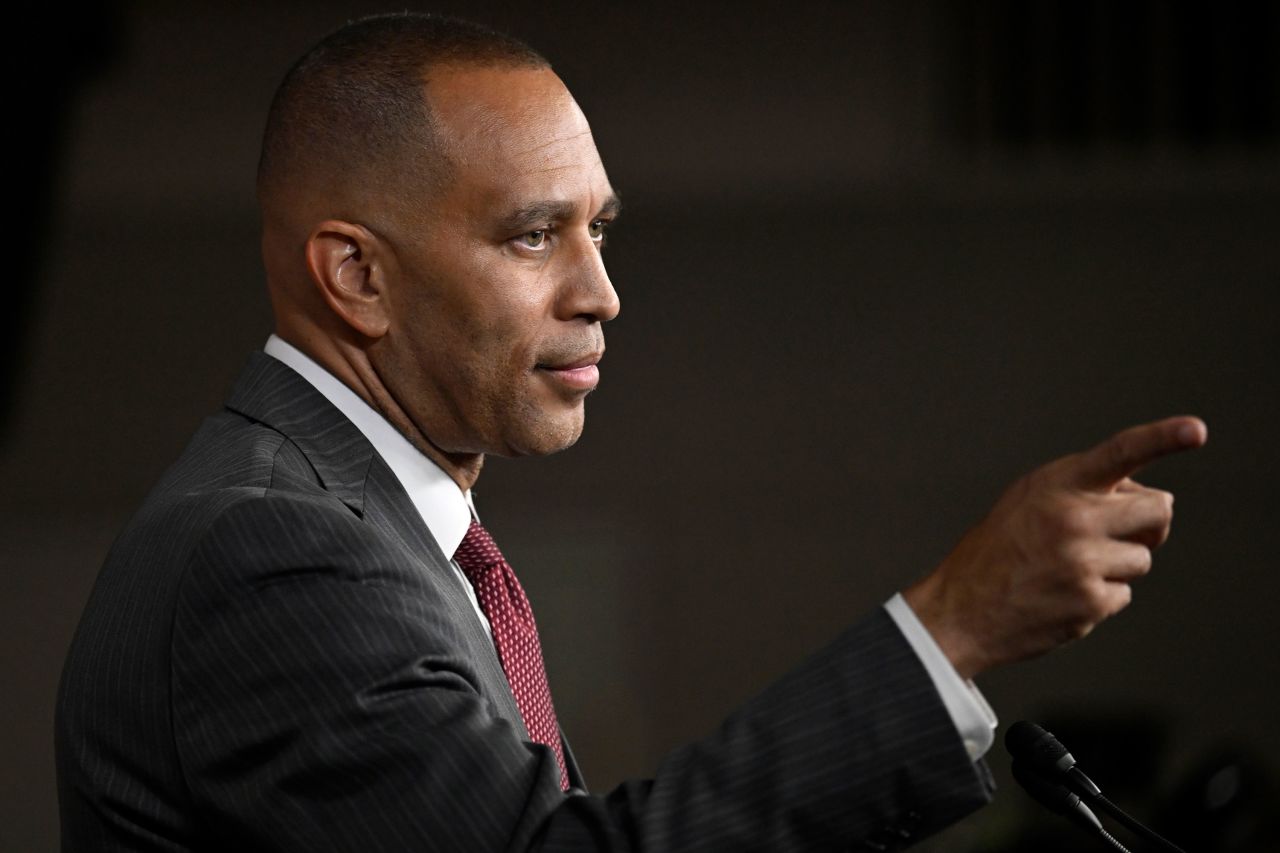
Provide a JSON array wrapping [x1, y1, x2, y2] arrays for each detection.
[[535, 351, 603, 392]]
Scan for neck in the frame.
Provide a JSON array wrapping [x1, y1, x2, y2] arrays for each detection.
[[276, 328, 485, 492]]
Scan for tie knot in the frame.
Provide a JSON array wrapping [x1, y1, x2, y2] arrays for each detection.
[[453, 519, 505, 581]]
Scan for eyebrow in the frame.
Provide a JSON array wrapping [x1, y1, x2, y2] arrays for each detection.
[[498, 192, 622, 233]]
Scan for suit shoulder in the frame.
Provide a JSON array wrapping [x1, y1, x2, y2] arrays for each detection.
[[148, 409, 322, 500], [92, 410, 363, 603]]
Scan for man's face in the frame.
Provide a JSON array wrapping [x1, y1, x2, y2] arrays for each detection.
[[373, 65, 620, 458]]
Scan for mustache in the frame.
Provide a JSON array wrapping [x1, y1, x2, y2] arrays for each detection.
[[535, 335, 605, 369]]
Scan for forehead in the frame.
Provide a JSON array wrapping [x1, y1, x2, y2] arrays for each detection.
[[424, 65, 612, 218]]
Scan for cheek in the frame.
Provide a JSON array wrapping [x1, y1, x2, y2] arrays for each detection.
[[461, 262, 554, 364]]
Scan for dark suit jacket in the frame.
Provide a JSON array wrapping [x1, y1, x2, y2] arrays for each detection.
[[57, 352, 993, 852]]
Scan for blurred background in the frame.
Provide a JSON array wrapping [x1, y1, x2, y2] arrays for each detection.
[[4, 1, 1278, 849]]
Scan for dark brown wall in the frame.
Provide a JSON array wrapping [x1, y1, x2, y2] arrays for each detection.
[[4, 3, 1277, 850]]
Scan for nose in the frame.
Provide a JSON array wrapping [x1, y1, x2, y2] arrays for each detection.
[[559, 235, 620, 324]]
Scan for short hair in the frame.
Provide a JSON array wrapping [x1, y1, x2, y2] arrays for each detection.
[[256, 12, 549, 219]]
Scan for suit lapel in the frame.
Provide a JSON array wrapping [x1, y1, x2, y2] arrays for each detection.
[[361, 454, 528, 734], [223, 352, 528, 736]]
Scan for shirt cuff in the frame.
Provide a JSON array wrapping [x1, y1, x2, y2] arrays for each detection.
[[883, 593, 997, 761]]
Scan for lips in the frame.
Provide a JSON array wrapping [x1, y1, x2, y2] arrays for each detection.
[[536, 350, 603, 391], [539, 352, 602, 371]]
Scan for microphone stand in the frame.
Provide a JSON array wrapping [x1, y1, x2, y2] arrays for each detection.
[[1088, 792, 1186, 853]]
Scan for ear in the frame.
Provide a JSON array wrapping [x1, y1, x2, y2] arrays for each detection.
[[304, 220, 390, 339]]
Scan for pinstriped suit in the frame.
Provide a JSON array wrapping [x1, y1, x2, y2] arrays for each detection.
[[56, 352, 993, 852]]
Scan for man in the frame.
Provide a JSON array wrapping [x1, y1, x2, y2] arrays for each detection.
[[56, 13, 1206, 852]]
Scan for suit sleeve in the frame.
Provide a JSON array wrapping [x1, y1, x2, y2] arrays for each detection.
[[172, 495, 991, 853]]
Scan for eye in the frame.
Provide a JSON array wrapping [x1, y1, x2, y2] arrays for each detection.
[[588, 219, 608, 241], [519, 229, 547, 249]]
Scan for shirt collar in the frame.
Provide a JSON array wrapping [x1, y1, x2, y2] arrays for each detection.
[[263, 334, 474, 559]]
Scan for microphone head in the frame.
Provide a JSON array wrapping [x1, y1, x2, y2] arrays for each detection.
[[1012, 760, 1080, 811], [1006, 720, 1076, 775], [1011, 761, 1103, 833]]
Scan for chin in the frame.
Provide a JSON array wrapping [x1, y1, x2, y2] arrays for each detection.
[[503, 410, 586, 457]]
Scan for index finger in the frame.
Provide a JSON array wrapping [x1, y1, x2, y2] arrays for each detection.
[[1069, 416, 1208, 490]]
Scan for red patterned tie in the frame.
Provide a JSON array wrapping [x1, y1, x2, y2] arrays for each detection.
[[453, 519, 569, 790]]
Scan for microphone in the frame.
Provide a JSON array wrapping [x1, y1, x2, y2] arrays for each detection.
[[1005, 721, 1189, 853], [1006, 720, 1102, 797], [1011, 761, 1132, 852]]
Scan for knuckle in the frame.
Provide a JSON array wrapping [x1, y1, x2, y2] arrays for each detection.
[[1058, 542, 1097, 581], [1086, 586, 1113, 619], [1069, 549, 1100, 580], [1073, 578, 1114, 620], [1050, 503, 1093, 538]]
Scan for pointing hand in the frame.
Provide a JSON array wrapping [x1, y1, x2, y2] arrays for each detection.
[[904, 416, 1208, 679]]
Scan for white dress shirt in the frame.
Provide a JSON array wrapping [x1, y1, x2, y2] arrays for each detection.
[[262, 334, 995, 760]]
